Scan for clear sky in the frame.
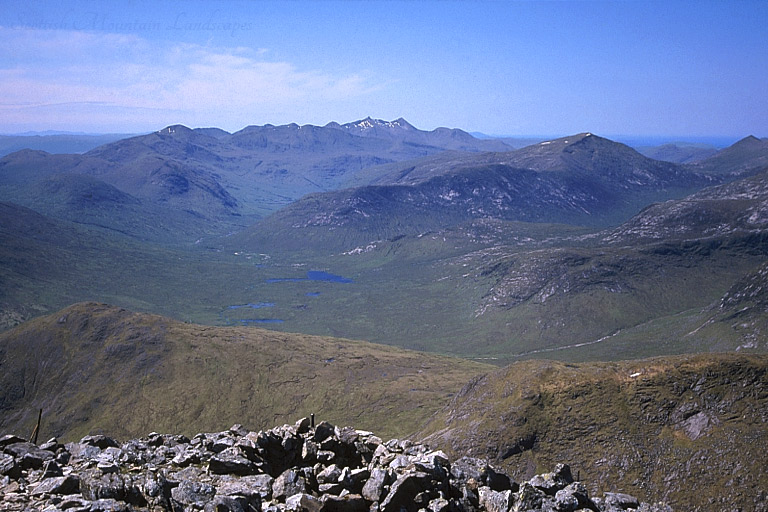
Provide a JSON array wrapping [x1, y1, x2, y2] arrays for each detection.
[[1, 0, 766, 138]]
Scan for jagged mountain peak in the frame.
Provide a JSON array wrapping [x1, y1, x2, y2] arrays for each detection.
[[342, 117, 416, 131], [391, 117, 415, 129]]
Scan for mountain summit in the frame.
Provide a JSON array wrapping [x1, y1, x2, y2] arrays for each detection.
[[693, 134, 768, 176], [337, 117, 417, 133], [324, 117, 512, 152], [0, 118, 513, 242]]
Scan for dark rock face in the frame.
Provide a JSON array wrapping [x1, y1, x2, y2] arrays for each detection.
[[0, 420, 672, 511]]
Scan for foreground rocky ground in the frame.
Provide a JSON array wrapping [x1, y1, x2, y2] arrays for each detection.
[[0, 418, 670, 512]]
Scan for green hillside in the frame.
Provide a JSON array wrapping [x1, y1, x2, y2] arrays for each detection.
[[418, 354, 768, 512], [0, 302, 491, 442], [2, 129, 768, 364]]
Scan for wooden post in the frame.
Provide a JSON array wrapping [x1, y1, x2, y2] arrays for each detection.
[[29, 409, 42, 444], [311, 413, 315, 428]]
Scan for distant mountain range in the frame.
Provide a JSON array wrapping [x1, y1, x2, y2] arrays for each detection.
[[1, 118, 767, 361], [236, 132, 745, 252], [0, 119, 516, 243], [4, 120, 762, 245]]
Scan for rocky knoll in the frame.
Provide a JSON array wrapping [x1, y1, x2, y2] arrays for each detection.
[[0, 419, 670, 512]]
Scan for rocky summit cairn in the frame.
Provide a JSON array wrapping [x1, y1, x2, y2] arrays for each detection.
[[0, 419, 672, 512]]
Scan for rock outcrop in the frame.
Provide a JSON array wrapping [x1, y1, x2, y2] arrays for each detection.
[[0, 419, 671, 512]]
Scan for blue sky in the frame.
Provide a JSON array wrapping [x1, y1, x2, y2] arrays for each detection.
[[1, 0, 766, 138]]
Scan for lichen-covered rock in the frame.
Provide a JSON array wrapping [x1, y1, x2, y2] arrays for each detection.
[[272, 468, 309, 501], [3, 441, 54, 470], [321, 493, 369, 512], [80, 468, 147, 506], [30, 474, 80, 496], [478, 486, 513, 512], [171, 479, 216, 509], [0, 418, 672, 512], [0, 452, 19, 479], [210, 446, 260, 475], [380, 471, 434, 512], [528, 462, 574, 496], [81, 434, 121, 450], [215, 473, 273, 502]]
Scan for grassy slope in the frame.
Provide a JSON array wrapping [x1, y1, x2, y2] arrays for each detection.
[[0, 202, 254, 329], [4, 169, 768, 364], [237, 226, 768, 362], [461, 238, 768, 362], [0, 302, 491, 442], [4, 199, 767, 363], [417, 354, 768, 512]]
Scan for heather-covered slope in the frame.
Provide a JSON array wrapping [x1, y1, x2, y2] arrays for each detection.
[[0, 303, 490, 442], [418, 354, 768, 512]]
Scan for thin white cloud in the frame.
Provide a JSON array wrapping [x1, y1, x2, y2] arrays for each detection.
[[0, 27, 386, 131]]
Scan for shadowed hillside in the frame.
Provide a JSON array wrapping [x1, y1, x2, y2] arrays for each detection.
[[0, 119, 513, 243], [692, 135, 768, 176], [238, 133, 718, 254]]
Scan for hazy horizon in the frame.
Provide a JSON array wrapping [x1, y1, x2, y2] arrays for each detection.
[[2, 1, 767, 138], [0, 122, 747, 149]]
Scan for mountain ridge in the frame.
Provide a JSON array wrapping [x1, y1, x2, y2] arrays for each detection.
[[2, 121, 768, 361], [4, 161, 768, 359], [0, 118, 516, 243], [235, 132, 720, 254], [1, 301, 764, 510], [0, 302, 490, 442], [2, 125, 762, 247], [691, 135, 768, 176], [417, 353, 768, 512]]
